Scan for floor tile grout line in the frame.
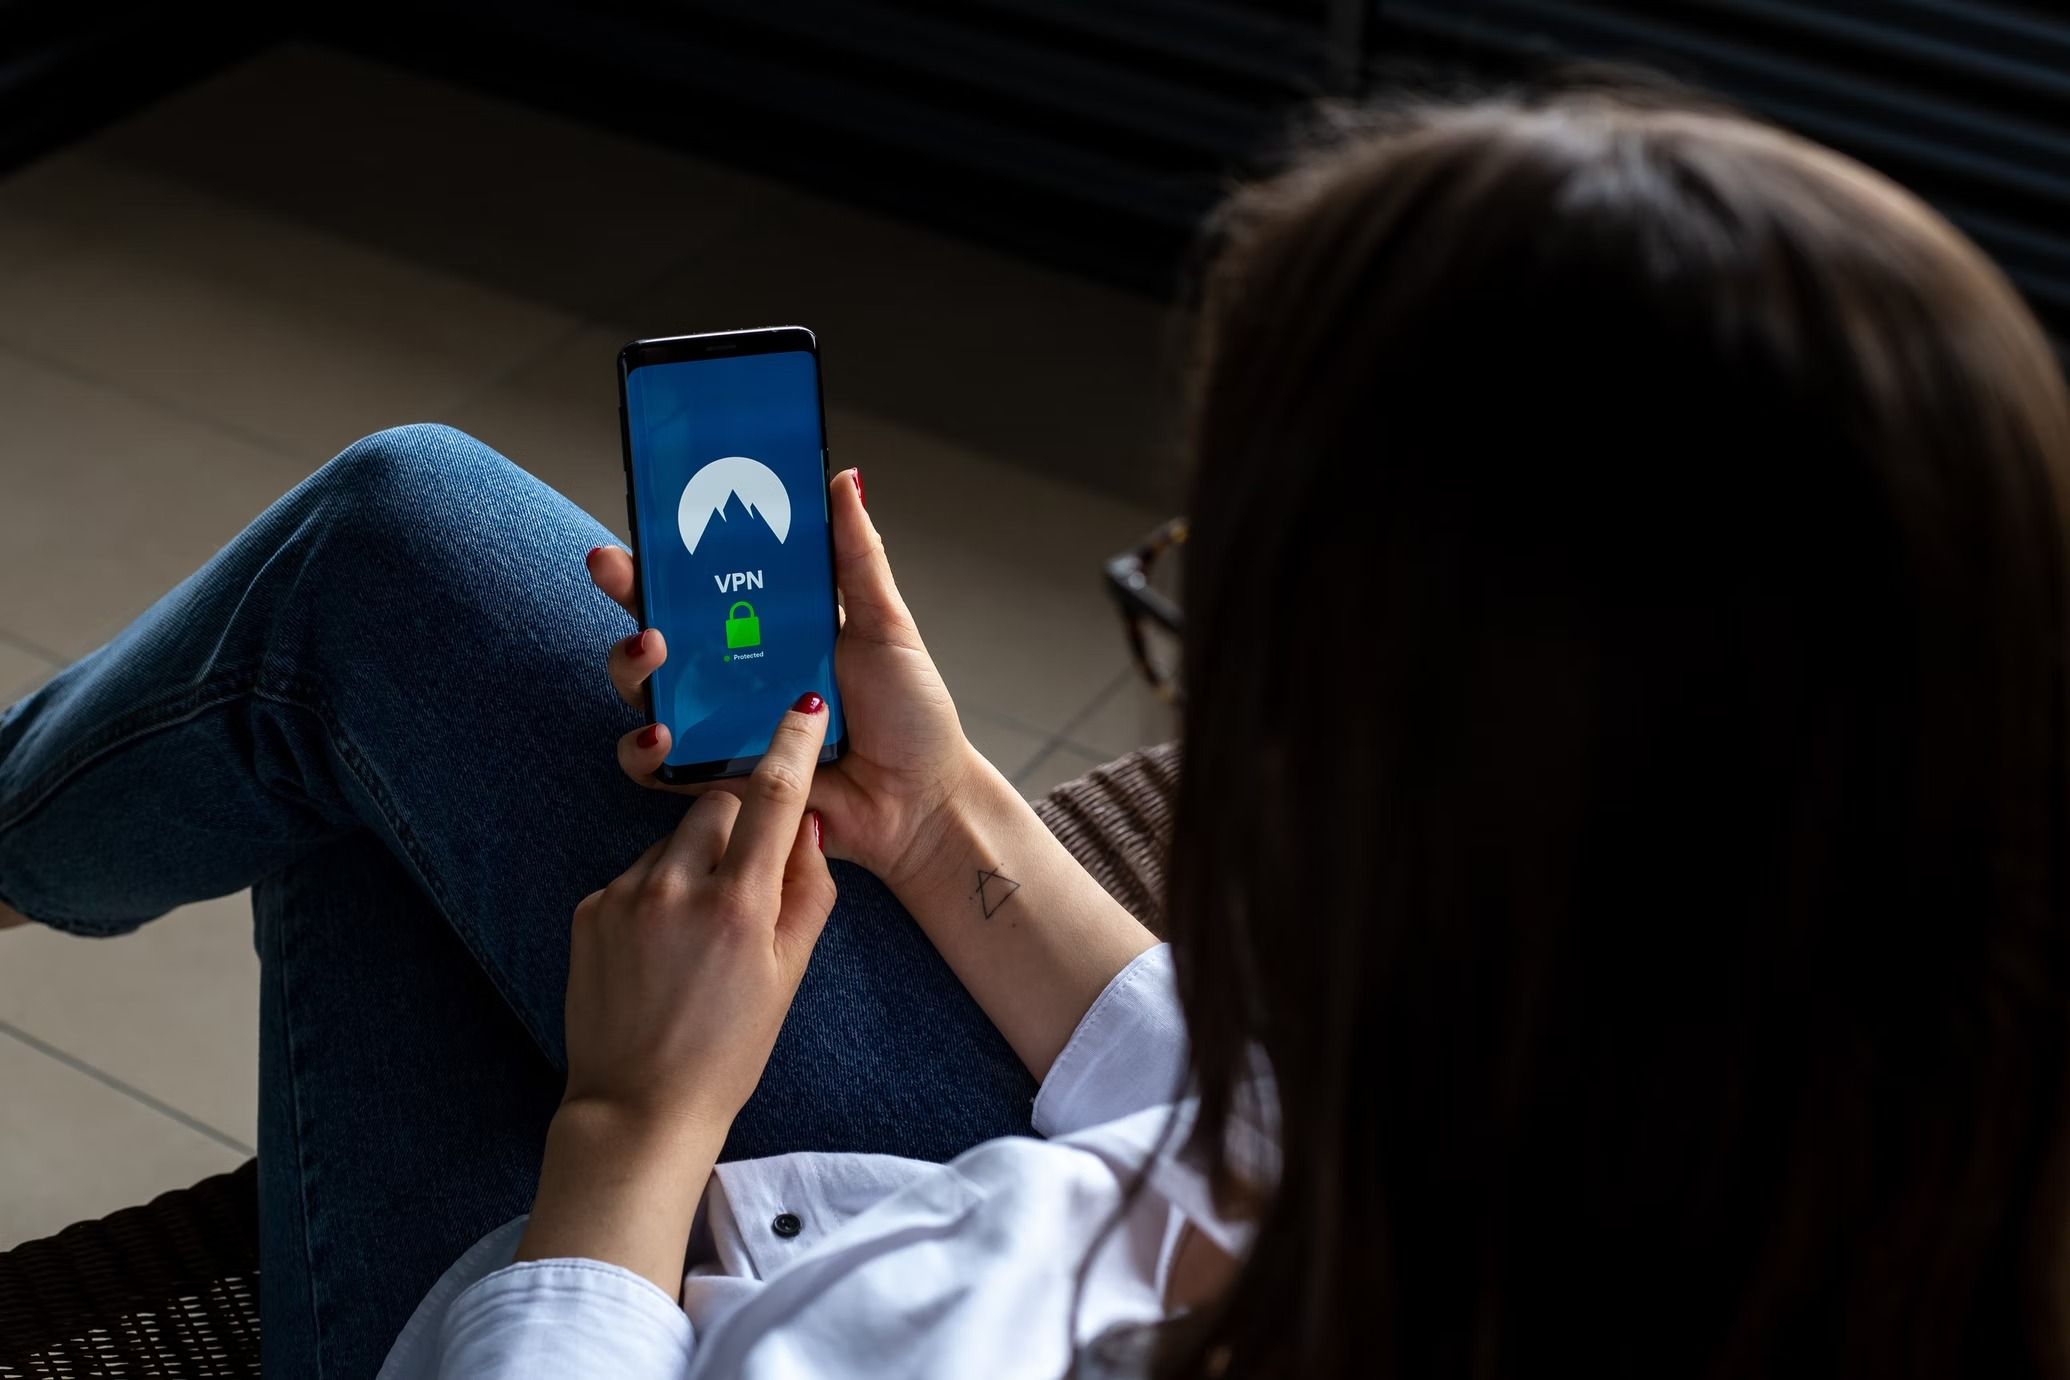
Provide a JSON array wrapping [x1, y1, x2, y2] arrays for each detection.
[[964, 716, 1051, 787], [0, 625, 68, 670], [0, 338, 305, 463], [961, 703, 1071, 745], [0, 1017, 254, 1158], [965, 689, 1128, 789], [6, 156, 606, 452], [998, 742, 1048, 785], [1005, 669, 1148, 779], [1049, 667, 1136, 748], [430, 193, 798, 425], [422, 316, 601, 425], [973, 665, 1168, 791], [85, 89, 779, 321], [1010, 726, 1112, 790], [581, 188, 808, 328], [969, 663, 1140, 752], [1011, 735, 1112, 788], [1009, 737, 1070, 790]]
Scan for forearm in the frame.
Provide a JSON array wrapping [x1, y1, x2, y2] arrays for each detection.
[[513, 1101, 725, 1298], [887, 750, 1158, 1080]]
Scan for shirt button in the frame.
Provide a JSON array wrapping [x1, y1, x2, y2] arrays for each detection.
[[772, 1212, 802, 1239]]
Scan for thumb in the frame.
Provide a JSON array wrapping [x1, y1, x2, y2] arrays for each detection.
[[829, 468, 921, 649], [775, 809, 837, 976]]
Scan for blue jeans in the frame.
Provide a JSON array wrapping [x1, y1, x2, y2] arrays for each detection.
[[0, 425, 1038, 1379]]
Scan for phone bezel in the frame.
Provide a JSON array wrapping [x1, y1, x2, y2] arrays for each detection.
[[616, 325, 846, 784]]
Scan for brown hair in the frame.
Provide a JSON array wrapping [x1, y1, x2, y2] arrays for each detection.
[[1162, 87, 2070, 1378]]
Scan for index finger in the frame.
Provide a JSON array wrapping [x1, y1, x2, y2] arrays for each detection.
[[719, 691, 831, 889]]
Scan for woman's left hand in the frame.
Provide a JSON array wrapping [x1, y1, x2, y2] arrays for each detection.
[[587, 469, 984, 889], [514, 693, 837, 1294]]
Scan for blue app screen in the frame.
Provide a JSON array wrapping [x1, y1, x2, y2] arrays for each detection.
[[624, 348, 844, 770]]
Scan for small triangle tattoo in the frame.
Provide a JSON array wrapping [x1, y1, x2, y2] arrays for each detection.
[[973, 867, 1021, 919]]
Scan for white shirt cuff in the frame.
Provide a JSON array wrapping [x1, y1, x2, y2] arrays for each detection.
[[1033, 944, 1188, 1138], [436, 1259, 696, 1378]]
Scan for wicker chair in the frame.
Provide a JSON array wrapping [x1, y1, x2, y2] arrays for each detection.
[[0, 742, 1179, 1377]]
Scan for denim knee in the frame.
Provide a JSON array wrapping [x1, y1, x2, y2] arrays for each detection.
[[281, 422, 608, 662], [296, 423, 557, 582], [319, 424, 518, 529]]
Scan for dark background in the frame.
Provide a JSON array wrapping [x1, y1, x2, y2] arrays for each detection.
[[4, 0, 2064, 342]]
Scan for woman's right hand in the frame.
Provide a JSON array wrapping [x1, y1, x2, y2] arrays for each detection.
[[586, 468, 985, 886], [514, 696, 835, 1295]]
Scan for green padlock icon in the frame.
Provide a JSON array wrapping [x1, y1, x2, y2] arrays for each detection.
[[725, 600, 761, 649]]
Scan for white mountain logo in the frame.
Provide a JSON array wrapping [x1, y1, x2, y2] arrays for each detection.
[[678, 455, 792, 555]]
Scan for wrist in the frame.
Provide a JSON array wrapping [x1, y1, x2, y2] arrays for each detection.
[[516, 1097, 726, 1291], [548, 1095, 730, 1176], [880, 746, 1024, 899], [861, 739, 1158, 1081]]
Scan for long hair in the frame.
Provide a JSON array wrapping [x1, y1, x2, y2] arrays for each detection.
[[1161, 87, 2070, 1378]]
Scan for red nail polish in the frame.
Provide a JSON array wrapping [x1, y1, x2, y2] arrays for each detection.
[[811, 811, 825, 852], [852, 469, 865, 506], [792, 691, 825, 715], [637, 724, 661, 749], [623, 630, 647, 658]]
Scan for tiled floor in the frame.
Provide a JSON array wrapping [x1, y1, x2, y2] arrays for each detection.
[[0, 45, 1181, 1248]]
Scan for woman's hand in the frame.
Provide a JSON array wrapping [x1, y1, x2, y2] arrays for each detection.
[[514, 693, 836, 1295], [587, 468, 982, 886], [563, 693, 836, 1130], [589, 471, 1158, 1098]]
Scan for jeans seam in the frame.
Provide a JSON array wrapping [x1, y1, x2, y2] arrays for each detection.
[[248, 681, 561, 1065], [273, 870, 329, 1378], [0, 669, 260, 930], [0, 667, 258, 835], [1, 657, 556, 1056], [0, 875, 128, 936]]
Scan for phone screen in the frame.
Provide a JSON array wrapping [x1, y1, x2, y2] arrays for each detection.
[[622, 339, 845, 775]]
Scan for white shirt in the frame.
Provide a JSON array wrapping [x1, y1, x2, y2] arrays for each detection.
[[378, 945, 1251, 1379]]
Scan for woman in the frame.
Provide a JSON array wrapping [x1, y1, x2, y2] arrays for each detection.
[[4, 85, 2068, 1378]]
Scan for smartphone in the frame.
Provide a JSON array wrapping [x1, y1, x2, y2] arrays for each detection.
[[616, 326, 846, 783]]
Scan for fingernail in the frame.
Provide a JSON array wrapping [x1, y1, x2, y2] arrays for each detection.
[[637, 724, 661, 749], [585, 545, 604, 564], [792, 691, 826, 715], [623, 630, 647, 658], [852, 469, 865, 506], [811, 810, 825, 852]]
